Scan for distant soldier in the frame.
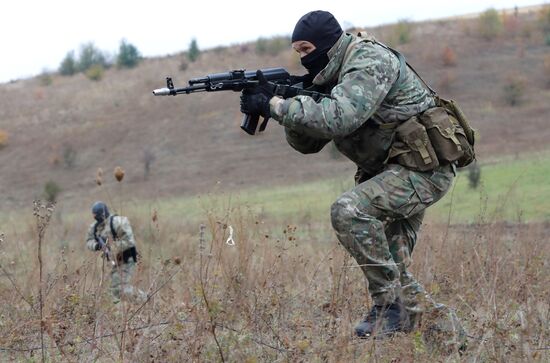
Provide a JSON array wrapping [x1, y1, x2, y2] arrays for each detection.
[[240, 10, 473, 350], [86, 201, 147, 303]]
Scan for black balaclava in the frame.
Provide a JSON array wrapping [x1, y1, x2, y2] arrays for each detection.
[[292, 10, 343, 77], [92, 201, 110, 223]]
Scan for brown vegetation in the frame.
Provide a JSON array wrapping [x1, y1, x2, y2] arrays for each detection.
[[0, 202, 548, 361]]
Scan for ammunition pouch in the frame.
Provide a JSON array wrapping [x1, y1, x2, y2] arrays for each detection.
[[116, 246, 138, 265], [433, 97, 476, 168], [388, 116, 439, 171], [419, 107, 469, 166], [388, 99, 476, 171]]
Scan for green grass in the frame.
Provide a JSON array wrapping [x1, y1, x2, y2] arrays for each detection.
[[432, 154, 550, 223], [2, 153, 548, 229], [134, 152, 550, 226]]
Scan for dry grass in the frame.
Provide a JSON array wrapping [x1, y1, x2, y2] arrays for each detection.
[[0, 199, 548, 362]]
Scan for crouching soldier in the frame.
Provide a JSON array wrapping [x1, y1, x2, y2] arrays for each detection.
[[86, 201, 147, 303]]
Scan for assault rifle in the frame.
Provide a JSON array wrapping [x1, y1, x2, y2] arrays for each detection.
[[97, 236, 116, 266], [152, 68, 328, 135]]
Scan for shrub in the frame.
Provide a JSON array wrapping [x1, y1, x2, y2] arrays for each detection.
[[393, 20, 413, 45], [43, 181, 61, 202], [438, 71, 456, 92], [59, 51, 77, 76], [188, 38, 200, 62], [62, 143, 77, 169], [442, 46, 457, 67], [539, 6, 550, 34], [255, 36, 289, 56], [142, 149, 156, 178], [116, 39, 140, 69], [39, 71, 53, 86], [179, 59, 189, 71], [478, 8, 502, 40], [77, 42, 108, 72], [502, 76, 526, 106], [502, 12, 520, 36], [85, 64, 104, 81], [467, 162, 481, 189], [0, 129, 8, 149]]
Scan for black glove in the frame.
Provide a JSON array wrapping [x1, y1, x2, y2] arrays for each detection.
[[94, 241, 102, 251], [240, 70, 274, 118]]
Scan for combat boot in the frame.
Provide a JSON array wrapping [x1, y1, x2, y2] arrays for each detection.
[[355, 300, 409, 338]]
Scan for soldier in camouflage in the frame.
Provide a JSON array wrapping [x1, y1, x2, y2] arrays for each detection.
[[240, 10, 466, 350], [86, 201, 147, 304]]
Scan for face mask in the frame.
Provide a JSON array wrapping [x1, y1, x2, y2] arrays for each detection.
[[300, 51, 330, 78], [92, 201, 109, 223]]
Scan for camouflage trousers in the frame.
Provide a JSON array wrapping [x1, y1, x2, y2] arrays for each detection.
[[331, 163, 454, 313], [110, 260, 147, 304]]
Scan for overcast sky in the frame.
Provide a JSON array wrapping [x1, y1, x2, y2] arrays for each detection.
[[0, 0, 545, 83]]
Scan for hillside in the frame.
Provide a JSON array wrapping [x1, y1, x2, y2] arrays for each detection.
[[1, 6, 549, 212]]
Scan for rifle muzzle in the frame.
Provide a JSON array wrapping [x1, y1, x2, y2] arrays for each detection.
[[152, 88, 173, 96]]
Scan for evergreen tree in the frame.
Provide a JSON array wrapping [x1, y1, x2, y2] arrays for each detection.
[[188, 38, 200, 62], [117, 39, 141, 68]]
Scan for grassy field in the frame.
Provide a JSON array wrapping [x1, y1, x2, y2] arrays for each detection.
[[119, 151, 550, 228], [0, 154, 549, 362]]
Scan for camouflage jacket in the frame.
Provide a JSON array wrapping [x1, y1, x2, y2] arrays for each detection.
[[86, 215, 136, 252], [271, 32, 436, 178]]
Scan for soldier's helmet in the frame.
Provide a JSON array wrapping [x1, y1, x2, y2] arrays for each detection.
[[92, 201, 110, 223]]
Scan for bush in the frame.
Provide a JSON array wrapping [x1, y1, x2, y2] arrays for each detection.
[[0, 129, 8, 149], [255, 36, 289, 56], [179, 59, 189, 71], [59, 51, 77, 76], [438, 71, 456, 92], [116, 39, 140, 68], [85, 64, 104, 81], [142, 149, 156, 178], [77, 42, 108, 72], [502, 76, 526, 106], [467, 162, 481, 189], [39, 71, 53, 86], [188, 38, 200, 62], [478, 8, 502, 40], [62, 143, 77, 169], [442, 46, 457, 67], [43, 181, 61, 202], [393, 20, 413, 45], [539, 6, 550, 34]]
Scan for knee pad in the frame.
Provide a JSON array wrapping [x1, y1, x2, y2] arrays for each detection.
[[331, 193, 360, 232]]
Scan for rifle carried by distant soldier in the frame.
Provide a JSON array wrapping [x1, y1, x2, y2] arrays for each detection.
[[152, 68, 328, 135], [95, 235, 115, 266]]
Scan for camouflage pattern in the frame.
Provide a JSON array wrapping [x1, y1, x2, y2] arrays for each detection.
[[272, 31, 466, 346], [330, 163, 454, 305], [86, 215, 136, 253], [330, 162, 466, 347], [272, 32, 436, 178], [86, 215, 146, 303], [110, 260, 147, 304]]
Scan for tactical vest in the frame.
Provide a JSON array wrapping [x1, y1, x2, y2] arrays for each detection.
[[343, 33, 476, 173], [93, 215, 118, 242], [93, 216, 138, 264]]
